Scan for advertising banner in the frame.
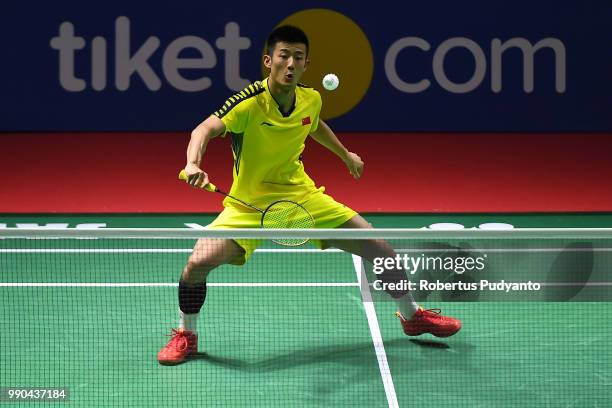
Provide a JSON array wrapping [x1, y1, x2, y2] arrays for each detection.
[[2, 2, 611, 131]]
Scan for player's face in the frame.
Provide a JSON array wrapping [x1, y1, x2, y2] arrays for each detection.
[[264, 42, 309, 89]]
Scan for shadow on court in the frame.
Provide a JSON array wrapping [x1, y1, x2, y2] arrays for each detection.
[[185, 336, 469, 372], [409, 338, 450, 348]]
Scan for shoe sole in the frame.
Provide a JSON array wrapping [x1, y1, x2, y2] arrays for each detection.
[[403, 325, 461, 338], [158, 358, 187, 366], [157, 344, 197, 366]]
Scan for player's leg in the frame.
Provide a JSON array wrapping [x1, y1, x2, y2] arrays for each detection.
[[325, 214, 462, 338], [158, 238, 244, 365], [178, 238, 245, 330], [323, 214, 420, 316]]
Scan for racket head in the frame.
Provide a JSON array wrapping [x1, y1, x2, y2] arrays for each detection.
[[260, 200, 315, 246]]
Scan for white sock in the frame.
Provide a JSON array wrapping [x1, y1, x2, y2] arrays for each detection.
[[179, 310, 199, 334], [395, 293, 420, 320]]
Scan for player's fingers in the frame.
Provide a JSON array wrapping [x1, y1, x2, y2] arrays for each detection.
[[351, 159, 363, 179], [200, 173, 210, 188], [189, 172, 203, 187], [187, 173, 196, 184], [350, 153, 364, 178], [195, 173, 208, 188], [186, 174, 196, 186], [356, 163, 364, 178]]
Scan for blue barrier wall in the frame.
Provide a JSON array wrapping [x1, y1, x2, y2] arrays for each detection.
[[2, 1, 611, 131]]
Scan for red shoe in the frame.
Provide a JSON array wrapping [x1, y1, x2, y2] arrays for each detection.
[[396, 308, 461, 338], [157, 328, 198, 365]]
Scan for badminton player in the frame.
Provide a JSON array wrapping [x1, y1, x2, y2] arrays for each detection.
[[158, 25, 461, 365]]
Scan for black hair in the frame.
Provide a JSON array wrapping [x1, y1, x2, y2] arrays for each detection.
[[266, 25, 309, 56]]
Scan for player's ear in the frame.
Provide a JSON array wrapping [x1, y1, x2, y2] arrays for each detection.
[[304, 57, 310, 72], [263, 54, 272, 69]]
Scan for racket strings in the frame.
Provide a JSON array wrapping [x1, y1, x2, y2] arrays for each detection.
[[261, 200, 315, 246]]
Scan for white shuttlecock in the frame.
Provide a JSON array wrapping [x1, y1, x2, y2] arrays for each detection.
[[322, 74, 339, 91]]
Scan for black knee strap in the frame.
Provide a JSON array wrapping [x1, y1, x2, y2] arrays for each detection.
[[178, 279, 207, 314]]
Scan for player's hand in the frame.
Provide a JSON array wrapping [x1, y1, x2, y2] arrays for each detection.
[[343, 152, 364, 179], [184, 163, 209, 188]]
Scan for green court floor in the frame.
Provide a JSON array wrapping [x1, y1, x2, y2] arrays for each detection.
[[1, 214, 611, 407]]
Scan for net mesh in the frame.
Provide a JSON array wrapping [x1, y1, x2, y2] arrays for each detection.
[[1, 228, 611, 407]]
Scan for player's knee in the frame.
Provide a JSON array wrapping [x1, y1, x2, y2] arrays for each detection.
[[183, 257, 220, 281], [187, 256, 221, 270]]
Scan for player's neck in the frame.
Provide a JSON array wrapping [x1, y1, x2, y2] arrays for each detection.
[[267, 79, 296, 114]]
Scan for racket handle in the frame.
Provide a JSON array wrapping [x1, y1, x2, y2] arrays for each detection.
[[178, 170, 217, 192]]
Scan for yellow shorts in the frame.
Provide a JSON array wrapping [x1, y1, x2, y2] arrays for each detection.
[[207, 189, 357, 264]]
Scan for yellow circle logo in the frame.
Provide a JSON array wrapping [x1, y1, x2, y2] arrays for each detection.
[[265, 9, 374, 120]]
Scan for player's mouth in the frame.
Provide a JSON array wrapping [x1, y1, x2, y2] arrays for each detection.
[[284, 73, 294, 81]]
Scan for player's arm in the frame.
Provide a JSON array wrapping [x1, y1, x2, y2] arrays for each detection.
[[309, 119, 364, 179], [185, 115, 226, 187]]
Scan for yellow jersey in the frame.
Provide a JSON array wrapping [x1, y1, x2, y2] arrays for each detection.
[[212, 78, 323, 210]]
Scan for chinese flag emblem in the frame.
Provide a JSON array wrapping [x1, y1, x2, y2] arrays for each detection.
[[302, 116, 311, 126]]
